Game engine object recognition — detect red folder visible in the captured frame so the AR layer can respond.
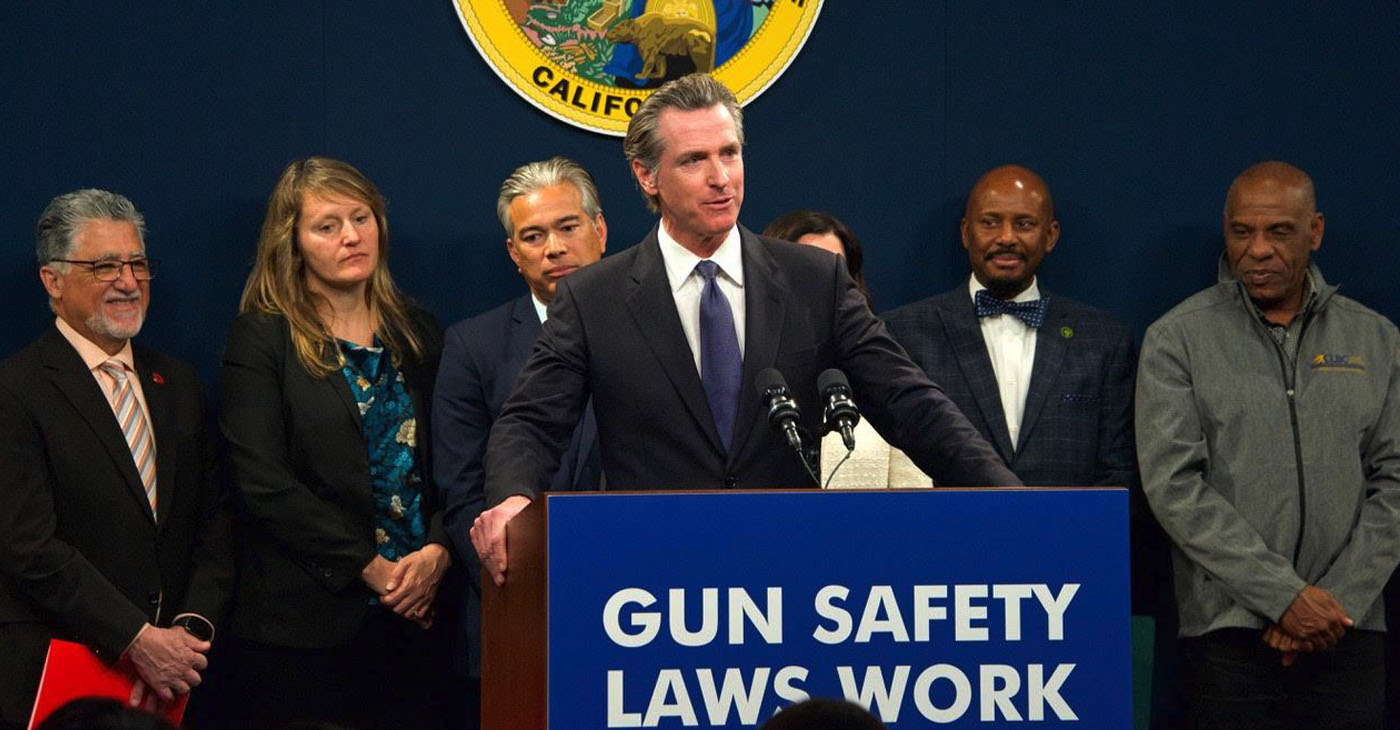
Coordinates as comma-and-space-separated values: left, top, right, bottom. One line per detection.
27, 639, 187, 729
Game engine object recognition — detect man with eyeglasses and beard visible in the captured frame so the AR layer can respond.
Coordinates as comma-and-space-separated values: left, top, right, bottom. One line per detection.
0, 189, 232, 730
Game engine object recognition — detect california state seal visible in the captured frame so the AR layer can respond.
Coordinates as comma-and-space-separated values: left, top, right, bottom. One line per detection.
453, 0, 824, 136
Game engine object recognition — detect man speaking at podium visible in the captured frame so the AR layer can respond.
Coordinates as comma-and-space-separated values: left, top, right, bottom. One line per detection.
472, 73, 1017, 585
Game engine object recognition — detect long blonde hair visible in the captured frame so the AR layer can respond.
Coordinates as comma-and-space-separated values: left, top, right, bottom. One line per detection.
239, 157, 424, 378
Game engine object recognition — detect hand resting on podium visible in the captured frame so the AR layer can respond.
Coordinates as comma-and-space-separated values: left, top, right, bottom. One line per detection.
470, 495, 532, 586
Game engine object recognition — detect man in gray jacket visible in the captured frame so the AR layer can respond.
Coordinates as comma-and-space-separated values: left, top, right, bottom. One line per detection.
1137, 161, 1400, 728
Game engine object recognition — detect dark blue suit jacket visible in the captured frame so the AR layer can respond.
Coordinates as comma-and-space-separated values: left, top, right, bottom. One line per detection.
883, 285, 1180, 615
485, 226, 1017, 504
882, 285, 1137, 489
432, 294, 600, 676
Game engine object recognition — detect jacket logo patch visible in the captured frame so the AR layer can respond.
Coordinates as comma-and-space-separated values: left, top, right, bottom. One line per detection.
1309, 353, 1365, 372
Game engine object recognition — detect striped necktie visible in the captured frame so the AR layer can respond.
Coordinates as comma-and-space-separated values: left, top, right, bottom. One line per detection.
99, 360, 157, 518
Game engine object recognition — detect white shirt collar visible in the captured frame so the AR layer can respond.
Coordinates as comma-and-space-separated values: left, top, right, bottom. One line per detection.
968, 275, 1041, 304
531, 294, 549, 324
657, 223, 744, 293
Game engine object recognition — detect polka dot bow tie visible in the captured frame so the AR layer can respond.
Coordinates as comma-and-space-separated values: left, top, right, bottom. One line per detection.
974, 289, 1047, 329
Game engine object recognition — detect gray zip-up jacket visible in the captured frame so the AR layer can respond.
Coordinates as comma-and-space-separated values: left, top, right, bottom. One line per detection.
1137, 261, 1400, 637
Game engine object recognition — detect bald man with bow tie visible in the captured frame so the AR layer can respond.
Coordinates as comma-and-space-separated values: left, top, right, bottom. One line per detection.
883, 164, 1138, 492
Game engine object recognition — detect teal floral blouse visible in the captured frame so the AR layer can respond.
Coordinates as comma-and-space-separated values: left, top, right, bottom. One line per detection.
338, 339, 427, 562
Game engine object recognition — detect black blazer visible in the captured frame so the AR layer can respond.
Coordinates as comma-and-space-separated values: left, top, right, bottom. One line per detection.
485, 225, 1018, 502
0, 327, 232, 724
219, 310, 444, 648
883, 286, 1138, 488
433, 293, 601, 676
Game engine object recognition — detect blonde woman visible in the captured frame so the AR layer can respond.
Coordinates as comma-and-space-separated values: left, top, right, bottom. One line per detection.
218, 158, 449, 729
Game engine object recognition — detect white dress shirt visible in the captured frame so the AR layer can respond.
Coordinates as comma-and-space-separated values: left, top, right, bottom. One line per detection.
532, 295, 549, 324
656, 222, 746, 375
969, 276, 1040, 450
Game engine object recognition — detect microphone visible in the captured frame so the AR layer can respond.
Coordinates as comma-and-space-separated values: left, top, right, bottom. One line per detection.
756, 368, 804, 454
818, 368, 860, 452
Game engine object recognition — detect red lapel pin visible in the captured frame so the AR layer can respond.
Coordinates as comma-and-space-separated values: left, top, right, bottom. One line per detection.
151, 372, 165, 385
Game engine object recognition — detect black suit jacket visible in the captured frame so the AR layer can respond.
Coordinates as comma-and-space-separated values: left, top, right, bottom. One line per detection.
485, 226, 1017, 502
219, 311, 445, 649
432, 293, 600, 676
882, 286, 1137, 488
0, 327, 233, 724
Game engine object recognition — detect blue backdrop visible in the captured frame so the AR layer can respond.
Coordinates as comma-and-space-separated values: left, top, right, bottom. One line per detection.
2, 2, 1398, 387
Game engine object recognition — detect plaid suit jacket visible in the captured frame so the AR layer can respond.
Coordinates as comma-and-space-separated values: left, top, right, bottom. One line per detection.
883, 285, 1137, 489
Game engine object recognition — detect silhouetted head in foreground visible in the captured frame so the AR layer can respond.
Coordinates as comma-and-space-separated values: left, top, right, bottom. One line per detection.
758, 698, 888, 730
35, 698, 177, 730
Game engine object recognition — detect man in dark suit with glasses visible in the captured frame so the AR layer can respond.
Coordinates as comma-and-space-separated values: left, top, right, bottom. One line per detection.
0, 189, 232, 729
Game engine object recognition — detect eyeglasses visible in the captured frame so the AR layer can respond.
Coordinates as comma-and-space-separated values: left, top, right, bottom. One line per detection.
49, 258, 158, 281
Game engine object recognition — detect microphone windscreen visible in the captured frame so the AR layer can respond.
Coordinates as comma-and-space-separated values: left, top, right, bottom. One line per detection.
817, 368, 850, 395
756, 367, 788, 397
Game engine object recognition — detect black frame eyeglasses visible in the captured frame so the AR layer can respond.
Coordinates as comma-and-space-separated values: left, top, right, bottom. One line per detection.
49, 258, 159, 281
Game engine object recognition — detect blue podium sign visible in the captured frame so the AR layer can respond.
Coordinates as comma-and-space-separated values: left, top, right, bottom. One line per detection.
536, 489, 1130, 729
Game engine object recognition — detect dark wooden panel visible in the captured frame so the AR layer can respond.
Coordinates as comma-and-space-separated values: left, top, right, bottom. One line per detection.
482, 497, 548, 730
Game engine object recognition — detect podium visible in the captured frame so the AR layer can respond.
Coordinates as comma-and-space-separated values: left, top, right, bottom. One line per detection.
483, 488, 1130, 729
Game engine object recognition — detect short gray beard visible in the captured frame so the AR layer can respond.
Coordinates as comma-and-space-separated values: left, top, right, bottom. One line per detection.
86, 304, 143, 343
